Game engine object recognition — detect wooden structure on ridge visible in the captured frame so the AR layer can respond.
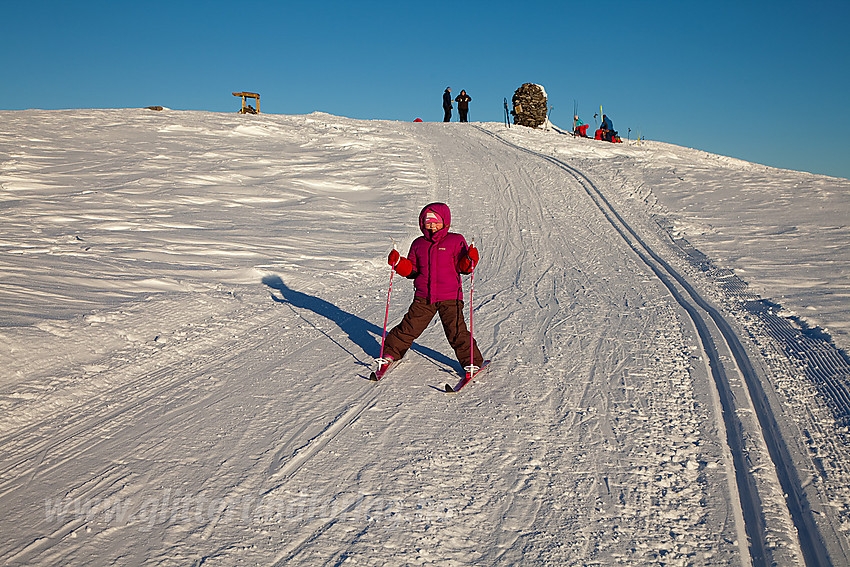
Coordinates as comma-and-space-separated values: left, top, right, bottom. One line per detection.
233, 92, 260, 114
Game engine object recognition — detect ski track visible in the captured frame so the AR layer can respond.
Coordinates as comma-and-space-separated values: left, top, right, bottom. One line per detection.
2, 111, 839, 565
470, 125, 818, 566
2, 118, 728, 566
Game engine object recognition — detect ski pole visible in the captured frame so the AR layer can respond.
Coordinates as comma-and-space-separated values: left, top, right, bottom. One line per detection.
466, 239, 479, 376
377, 243, 397, 366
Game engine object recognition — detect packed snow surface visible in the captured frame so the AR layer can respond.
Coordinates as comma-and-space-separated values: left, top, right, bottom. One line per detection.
1, 109, 849, 566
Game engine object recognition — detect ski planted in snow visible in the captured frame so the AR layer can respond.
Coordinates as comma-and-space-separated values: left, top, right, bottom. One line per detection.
369, 359, 401, 382
445, 360, 491, 393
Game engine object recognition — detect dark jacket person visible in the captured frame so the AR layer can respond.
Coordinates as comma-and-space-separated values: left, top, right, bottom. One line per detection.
454, 90, 472, 122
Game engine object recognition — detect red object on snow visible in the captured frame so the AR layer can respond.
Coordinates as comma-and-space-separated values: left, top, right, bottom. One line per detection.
594, 128, 623, 143
414, 118, 423, 122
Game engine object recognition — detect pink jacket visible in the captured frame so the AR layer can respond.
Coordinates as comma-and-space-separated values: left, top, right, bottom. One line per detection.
407, 203, 473, 303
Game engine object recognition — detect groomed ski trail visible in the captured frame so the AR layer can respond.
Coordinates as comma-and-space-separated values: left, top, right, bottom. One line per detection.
471, 123, 834, 566
0, 113, 816, 566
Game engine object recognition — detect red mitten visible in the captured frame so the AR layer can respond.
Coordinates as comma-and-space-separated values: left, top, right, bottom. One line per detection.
394, 257, 413, 277
459, 245, 479, 273
467, 246, 479, 266
388, 248, 413, 276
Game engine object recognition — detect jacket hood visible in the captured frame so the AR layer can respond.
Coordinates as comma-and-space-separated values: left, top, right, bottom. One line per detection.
419, 202, 451, 241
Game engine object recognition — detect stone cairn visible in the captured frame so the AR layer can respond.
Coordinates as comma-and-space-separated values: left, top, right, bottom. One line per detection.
511, 83, 548, 128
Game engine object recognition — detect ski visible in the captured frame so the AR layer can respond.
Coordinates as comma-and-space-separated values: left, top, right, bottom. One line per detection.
369, 359, 401, 382
445, 360, 491, 393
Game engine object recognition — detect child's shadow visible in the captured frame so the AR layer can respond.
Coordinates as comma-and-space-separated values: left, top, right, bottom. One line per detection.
262, 275, 457, 371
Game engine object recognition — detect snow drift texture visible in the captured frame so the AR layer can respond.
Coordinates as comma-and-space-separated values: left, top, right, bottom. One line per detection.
1, 109, 849, 566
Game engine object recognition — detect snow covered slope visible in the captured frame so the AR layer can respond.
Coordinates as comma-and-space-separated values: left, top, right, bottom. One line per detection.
1, 109, 848, 565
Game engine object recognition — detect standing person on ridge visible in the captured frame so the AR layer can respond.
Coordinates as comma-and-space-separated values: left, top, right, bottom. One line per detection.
379, 203, 483, 374
442, 87, 453, 122
454, 90, 472, 122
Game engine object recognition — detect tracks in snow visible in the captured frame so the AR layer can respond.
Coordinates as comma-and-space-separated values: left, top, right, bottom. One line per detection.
0, 284, 387, 566
473, 125, 831, 567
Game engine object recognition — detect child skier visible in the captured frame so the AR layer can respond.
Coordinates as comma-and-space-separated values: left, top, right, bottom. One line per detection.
378, 202, 483, 375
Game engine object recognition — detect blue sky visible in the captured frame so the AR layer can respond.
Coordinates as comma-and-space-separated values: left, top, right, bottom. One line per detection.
3, 0, 848, 179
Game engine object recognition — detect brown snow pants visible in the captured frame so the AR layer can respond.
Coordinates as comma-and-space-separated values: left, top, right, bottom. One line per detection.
384, 297, 483, 369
